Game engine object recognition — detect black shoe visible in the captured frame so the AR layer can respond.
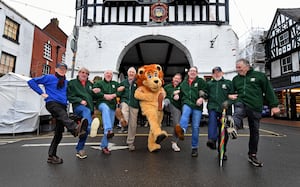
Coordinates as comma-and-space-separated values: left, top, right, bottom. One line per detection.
47, 156, 63, 164
248, 154, 263, 167
191, 148, 198, 157
78, 118, 88, 139
223, 154, 228, 161
206, 139, 217, 150
107, 130, 114, 139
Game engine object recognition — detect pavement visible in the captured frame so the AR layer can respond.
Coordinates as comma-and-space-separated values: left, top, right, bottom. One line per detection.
0, 117, 300, 187
261, 117, 300, 128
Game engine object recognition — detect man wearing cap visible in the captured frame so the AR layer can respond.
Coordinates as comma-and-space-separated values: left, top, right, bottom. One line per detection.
27, 63, 88, 164
67, 67, 101, 159
206, 66, 233, 161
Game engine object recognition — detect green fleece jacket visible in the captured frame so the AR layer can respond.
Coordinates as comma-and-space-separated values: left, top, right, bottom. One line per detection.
178, 76, 207, 111
207, 77, 233, 113
164, 83, 181, 110
232, 68, 279, 112
93, 79, 120, 109
67, 77, 95, 112
119, 79, 139, 108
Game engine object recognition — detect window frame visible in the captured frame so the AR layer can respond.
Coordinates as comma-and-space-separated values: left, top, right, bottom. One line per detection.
281, 55, 292, 74
43, 41, 52, 61
3, 16, 20, 43
278, 31, 289, 47
0, 52, 16, 76
42, 64, 51, 75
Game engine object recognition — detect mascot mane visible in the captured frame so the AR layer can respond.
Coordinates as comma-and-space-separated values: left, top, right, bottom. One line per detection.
136, 64, 164, 87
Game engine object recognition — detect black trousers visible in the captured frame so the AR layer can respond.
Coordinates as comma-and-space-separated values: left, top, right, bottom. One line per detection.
46, 101, 76, 156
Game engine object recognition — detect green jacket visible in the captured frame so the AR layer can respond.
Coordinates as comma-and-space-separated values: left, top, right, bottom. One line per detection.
67, 77, 95, 112
179, 76, 207, 111
232, 68, 279, 112
119, 79, 139, 108
93, 79, 120, 109
164, 83, 181, 110
207, 77, 233, 113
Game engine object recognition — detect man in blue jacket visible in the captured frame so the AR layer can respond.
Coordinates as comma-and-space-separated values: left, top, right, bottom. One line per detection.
28, 63, 88, 164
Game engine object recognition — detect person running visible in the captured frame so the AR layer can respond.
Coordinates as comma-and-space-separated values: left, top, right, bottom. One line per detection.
27, 63, 88, 164
174, 66, 208, 157
67, 67, 100, 159
164, 73, 182, 152
117, 67, 139, 151
93, 70, 120, 155
206, 66, 233, 161
228, 58, 280, 167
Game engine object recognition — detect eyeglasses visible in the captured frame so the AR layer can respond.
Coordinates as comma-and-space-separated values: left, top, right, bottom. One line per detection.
80, 71, 89, 75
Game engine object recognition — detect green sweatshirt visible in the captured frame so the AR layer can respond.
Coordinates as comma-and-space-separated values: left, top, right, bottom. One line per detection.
207, 77, 233, 113
119, 79, 139, 108
164, 83, 181, 110
232, 68, 279, 112
67, 77, 95, 112
179, 76, 207, 111
93, 79, 120, 109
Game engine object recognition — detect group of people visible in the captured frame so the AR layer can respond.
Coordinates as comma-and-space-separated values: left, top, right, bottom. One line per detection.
28, 58, 280, 167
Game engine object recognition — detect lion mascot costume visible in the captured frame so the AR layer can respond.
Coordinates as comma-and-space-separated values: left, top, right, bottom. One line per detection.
134, 64, 168, 152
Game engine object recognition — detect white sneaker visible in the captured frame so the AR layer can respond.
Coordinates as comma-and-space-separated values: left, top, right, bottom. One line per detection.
172, 142, 180, 152
90, 118, 100, 137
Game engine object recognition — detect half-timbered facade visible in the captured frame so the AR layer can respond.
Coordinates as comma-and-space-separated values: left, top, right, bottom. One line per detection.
265, 8, 300, 120
66, 0, 238, 82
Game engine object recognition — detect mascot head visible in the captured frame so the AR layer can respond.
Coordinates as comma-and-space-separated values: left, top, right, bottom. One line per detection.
136, 64, 164, 92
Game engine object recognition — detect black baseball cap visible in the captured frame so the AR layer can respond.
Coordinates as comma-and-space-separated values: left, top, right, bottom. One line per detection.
56, 63, 68, 69
212, 66, 222, 73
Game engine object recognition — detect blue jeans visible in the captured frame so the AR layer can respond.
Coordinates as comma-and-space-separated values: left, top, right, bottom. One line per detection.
98, 103, 115, 148
208, 110, 219, 141
179, 104, 202, 149
74, 105, 93, 152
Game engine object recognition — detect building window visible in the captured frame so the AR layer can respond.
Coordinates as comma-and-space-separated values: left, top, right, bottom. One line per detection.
43, 41, 52, 61
61, 53, 66, 63
0, 52, 16, 76
42, 64, 51, 75
3, 17, 20, 42
281, 56, 292, 74
279, 31, 289, 47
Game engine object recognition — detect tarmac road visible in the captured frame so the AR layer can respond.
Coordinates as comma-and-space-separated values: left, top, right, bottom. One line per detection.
0, 121, 300, 187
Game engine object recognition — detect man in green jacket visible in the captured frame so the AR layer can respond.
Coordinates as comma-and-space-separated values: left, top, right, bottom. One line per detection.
229, 58, 280, 167
174, 66, 208, 157
164, 73, 182, 152
68, 67, 100, 159
117, 67, 139, 151
206, 66, 233, 160
93, 70, 120, 155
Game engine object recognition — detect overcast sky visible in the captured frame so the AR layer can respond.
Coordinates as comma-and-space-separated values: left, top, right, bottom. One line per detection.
2, 0, 300, 38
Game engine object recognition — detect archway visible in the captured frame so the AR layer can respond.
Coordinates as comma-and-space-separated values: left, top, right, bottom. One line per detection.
116, 35, 192, 83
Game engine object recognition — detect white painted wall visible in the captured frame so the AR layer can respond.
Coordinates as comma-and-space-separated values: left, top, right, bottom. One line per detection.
0, 2, 34, 76
271, 59, 281, 78
65, 24, 239, 80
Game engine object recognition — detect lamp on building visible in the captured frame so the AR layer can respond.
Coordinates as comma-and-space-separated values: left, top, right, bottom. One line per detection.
94, 36, 102, 48
210, 35, 218, 48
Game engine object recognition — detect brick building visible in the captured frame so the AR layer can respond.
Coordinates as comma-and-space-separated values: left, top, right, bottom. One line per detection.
30, 18, 67, 77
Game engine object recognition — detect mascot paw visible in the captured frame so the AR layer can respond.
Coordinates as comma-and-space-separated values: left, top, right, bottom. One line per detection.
158, 93, 164, 111
155, 134, 167, 144
148, 144, 161, 152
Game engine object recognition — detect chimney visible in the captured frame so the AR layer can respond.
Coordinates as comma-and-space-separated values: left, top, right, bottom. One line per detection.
50, 18, 59, 27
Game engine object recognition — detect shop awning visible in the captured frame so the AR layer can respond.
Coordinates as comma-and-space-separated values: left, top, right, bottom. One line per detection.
274, 84, 300, 91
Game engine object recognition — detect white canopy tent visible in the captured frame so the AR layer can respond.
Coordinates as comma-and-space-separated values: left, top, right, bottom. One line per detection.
0, 72, 49, 134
